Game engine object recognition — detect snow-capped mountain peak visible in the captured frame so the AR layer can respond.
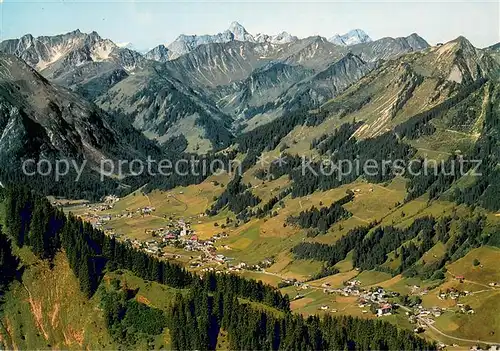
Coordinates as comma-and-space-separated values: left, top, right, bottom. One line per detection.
344, 29, 372, 45
228, 21, 253, 42
329, 34, 345, 46
329, 29, 372, 46
164, 21, 299, 60
255, 31, 298, 44
116, 42, 133, 49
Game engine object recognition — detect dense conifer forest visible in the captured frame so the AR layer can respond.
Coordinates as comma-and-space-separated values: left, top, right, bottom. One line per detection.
287, 192, 354, 233
206, 175, 262, 217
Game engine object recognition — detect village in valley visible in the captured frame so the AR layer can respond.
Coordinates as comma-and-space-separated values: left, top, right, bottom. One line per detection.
282, 274, 498, 347
60, 194, 237, 266
56, 190, 500, 350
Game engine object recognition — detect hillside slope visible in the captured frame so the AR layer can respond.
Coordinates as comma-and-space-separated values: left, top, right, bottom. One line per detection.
96, 63, 234, 152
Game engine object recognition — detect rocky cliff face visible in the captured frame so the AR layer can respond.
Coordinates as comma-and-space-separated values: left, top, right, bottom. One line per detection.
0, 51, 136, 167
163, 41, 272, 88
214, 62, 314, 119
283, 53, 377, 107
317, 36, 499, 140
0, 30, 126, 70
162, 33, 430, 91
426, 36, 499, 83
144, 44, 170, 62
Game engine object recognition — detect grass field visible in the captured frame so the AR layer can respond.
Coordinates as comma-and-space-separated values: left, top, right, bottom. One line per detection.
418, 242, 447, 266
0, 251, 115, 350
309, 270, 360, 288
239, 271, 283, 287
333, 251, 354, 272
288, 289, 378, 319
447, 246, 500, 285
64, 171, 411, 283
66, 172, 233, 242
0, 247, 187, 350
409, 128, 477, 160
431, 290, 500, 344
249, 175, 291, 204
356, 270, 394, 287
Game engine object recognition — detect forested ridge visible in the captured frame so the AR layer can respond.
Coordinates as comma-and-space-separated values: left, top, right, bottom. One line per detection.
292, 212, 498, 280
168, 281, 434, 351
0, 186, 436, 350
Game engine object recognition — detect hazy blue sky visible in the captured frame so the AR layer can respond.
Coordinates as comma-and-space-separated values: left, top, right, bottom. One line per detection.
1, 0, 499, 50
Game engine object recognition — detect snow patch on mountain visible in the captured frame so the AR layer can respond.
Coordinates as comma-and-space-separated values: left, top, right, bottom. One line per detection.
116, 42, 132, 48
329, 29, 372, 46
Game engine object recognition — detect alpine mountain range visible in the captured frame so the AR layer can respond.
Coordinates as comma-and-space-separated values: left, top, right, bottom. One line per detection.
0, 21, 498, 162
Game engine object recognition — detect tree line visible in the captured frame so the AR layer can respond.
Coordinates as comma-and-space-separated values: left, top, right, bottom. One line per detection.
4, 185, 193, 296
268, 131, 415, 198
454, 83, 500, 211
100, 283, 169, 347
293, 210, 498, 280
394, 78, 487, 140
255, 188, 291, 219
310, 121, 363, 155
169, 278, 435, 351
291, 225, 372, 265
0, 226, 19, 303
292, 217, 438, 274
352, 216, 436, 271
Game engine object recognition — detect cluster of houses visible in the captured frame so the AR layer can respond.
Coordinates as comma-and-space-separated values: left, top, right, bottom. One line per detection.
228, 258, 274, 272
315, 283, 396, 316
437, 287, 470, 300
76, 195, 494, 348
131, 220, 232, 264
289, 277, 481, 325
113, 206, 157, 218
80, 212, 113, 228
457, 303, 475, 314
288, 279, 398, 317
79, 201, 159, 229
119, 229, 231, 266
75, 196, 238, 266
409, 305, 444, 320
